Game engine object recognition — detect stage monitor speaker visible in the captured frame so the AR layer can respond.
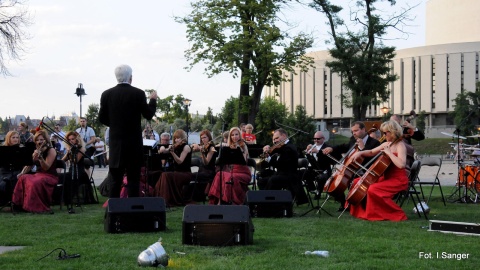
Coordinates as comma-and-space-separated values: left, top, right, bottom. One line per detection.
182, 205, 254, 246
104, 197, 166, 233
245, 190, 293, 217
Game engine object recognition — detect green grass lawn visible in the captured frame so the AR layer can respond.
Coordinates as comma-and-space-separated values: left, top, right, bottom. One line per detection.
1, 188, 479, 270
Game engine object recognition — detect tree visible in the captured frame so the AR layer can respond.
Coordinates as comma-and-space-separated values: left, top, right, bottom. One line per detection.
285, 105, 316, 150
215, 96, 239, 133
0, 0, 31, 76
64, 118, 78, 133
416, 110, 426, 133
309, 0, 415, 121
85, 103, 102, 135
255, 96, 288, 145
450, 82, 480, 137
176, 0, 314, 125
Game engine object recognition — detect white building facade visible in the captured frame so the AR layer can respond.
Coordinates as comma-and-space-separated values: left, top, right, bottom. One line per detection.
264, 0, 480, 132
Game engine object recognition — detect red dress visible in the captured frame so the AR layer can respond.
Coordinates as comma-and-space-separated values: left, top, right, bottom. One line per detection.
349, 154, 408, 221
208, 164, 251, 205
12, 148, 58, 213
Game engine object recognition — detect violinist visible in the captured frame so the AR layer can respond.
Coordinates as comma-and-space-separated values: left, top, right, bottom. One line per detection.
11, 130, 58, 213
390, 114, 424, 168
390, 114, 425, 144
154, 129, 192, 207
322, 121, 380, 211
191, 130, 218, 189
257, 128, 307, 203
208, 127, 250, 205
61, 131, 92, 208
348, 120, 409, 221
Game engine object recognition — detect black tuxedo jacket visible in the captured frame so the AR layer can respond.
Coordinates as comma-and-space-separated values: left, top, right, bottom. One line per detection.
269, 141, 298, 176
309, 143, 335, 175
99, 83, 156, 168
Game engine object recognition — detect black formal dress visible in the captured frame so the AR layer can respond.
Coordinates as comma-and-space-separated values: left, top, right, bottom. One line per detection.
99, 83, 156, 197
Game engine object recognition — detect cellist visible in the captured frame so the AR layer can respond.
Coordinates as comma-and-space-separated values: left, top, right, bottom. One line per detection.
322, 121, 380, 211
348, 120, 409, 221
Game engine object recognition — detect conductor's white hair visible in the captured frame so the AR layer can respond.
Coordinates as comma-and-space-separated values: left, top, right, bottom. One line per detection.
114, 64, 132, 83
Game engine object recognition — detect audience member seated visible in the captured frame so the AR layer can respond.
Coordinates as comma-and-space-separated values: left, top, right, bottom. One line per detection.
242, 123, 257, 144
208, 127, 250, 205
12, 130, 58, 213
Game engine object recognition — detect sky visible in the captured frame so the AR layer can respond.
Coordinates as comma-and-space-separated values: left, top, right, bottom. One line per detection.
1, 0, 425, 120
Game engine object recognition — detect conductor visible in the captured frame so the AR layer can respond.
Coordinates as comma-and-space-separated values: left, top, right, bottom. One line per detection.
99, 64, 158, 198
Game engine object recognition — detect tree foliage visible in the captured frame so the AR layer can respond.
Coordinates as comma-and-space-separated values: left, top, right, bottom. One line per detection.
450, 82, 480, 137
309, 0, 415, 120
286, 105, 316, 150
85, 103, 102, 136
255, 96, 288, 145
175, 0, 314, 125
0, 0, 31, 76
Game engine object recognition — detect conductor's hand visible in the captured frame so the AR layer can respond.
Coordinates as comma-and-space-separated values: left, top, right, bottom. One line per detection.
149, 91, 158, 100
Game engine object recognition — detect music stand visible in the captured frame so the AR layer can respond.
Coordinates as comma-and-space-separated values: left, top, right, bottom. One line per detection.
300, 154, 333, 217
216, 146, 246, 205
0, 144, 35, 168
0, 144, 35, 211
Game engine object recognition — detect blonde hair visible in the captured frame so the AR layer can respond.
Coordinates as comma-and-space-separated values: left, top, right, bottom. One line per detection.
380, 120, 402, 139
4, 131, 20, 146
227, 127, 245, 148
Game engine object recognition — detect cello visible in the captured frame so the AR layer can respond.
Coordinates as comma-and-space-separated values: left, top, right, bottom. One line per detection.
323, 145, 364, 197
345, 137, 402, 205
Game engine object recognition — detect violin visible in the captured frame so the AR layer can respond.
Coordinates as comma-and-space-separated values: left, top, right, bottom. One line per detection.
259, 140, 285, 161
402, 110, 417, 138
201, 141, 215, 154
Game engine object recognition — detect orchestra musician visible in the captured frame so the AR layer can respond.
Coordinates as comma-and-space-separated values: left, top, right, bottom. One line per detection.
390, 114, 425, 168
191, 129, 218, 184
322, 121, 381, 211
61, 131, 92, 208
208, 127, 250, 205
154, 129, 192, 207
0, 131, 22, 206
257, 128, 308, 204
12, 130, 58, 213
303, 131, 335, 199
347, 120, 409, 221
17, 122, 32, 145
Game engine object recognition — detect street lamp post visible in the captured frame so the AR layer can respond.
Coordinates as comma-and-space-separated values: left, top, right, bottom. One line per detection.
183, 98, 192, 143
75, 83, 87, 118
380, 106, 390, 121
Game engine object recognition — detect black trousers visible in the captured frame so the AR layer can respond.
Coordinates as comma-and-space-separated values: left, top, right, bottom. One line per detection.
109, 164, 141, 198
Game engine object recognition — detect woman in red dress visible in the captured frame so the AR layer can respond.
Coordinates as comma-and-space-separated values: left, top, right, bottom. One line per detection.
12, 130, 58, 213
208, 127, 251, 205
348, 120, 409, 221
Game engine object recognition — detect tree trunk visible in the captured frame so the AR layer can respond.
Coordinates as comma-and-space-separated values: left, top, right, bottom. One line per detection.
248, 84, 263, 125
